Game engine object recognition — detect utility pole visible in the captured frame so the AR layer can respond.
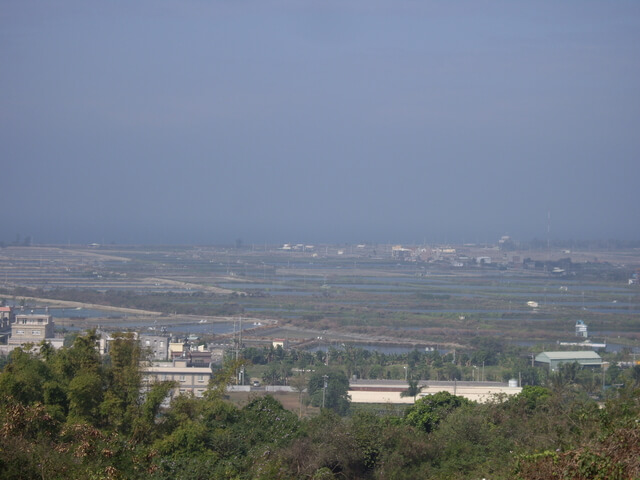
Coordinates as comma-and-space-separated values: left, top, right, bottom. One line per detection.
322, 375, 328, 409
235, 317, 243, 384
234, 319, 238, 361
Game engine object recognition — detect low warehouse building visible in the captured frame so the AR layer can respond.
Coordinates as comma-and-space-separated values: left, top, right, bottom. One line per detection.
349, 380, 521, 404
535, 351, 602, 371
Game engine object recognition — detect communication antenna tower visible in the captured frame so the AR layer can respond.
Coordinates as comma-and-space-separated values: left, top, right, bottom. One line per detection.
544, 210, 551, 275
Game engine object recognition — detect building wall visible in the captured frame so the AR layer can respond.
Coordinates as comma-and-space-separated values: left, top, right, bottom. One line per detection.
0, 307, 13, 329
548, 359, 602, 371
140, 334, 170, 361
349, 384, 522, 404
143, 362, 212, 398
9, 314, 55, 345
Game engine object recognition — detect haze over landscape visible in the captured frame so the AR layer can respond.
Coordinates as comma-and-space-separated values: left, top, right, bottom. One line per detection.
2, 1, 639, 245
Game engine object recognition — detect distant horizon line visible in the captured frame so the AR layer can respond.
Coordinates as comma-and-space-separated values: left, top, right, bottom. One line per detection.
3, 238, 640, 249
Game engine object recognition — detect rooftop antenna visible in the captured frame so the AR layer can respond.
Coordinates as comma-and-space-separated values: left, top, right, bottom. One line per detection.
544, 210, 551, 274
547, 211, 551, 251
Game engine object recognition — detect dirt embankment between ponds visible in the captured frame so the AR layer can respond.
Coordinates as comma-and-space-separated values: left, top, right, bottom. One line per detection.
10, 295, 163, 316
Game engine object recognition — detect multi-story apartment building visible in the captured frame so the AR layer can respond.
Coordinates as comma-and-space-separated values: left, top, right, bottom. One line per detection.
140, 334, 170, 361
143, 359, 213, 399
9, 313, 55, 345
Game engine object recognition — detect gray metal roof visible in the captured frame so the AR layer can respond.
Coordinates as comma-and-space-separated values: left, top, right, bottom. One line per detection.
536, 351, 601, 362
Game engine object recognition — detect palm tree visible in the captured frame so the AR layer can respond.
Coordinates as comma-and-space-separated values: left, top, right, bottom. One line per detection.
400, 379, 424, 402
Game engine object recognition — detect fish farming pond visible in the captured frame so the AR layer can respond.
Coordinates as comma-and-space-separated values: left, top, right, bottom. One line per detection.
1, 244, 639, 350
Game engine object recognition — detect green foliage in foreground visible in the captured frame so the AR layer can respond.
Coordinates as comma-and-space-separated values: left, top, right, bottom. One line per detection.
404, 391, 471, 433
1, 332, 640, 479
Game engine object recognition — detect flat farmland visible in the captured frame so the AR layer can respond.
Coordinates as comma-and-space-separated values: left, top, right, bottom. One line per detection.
1, 244, 639, 350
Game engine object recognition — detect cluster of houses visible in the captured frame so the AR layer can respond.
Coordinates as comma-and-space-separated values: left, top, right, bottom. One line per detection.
0, 307, 221, 400
0, 306, 608, 405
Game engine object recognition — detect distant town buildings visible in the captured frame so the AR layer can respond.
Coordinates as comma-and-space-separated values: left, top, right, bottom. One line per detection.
391, 245, 412, 260
280, 243, 314, 251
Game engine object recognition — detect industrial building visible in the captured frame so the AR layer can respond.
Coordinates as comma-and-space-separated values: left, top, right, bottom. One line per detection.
348, 379, 521, 404
534, 351, 602, 371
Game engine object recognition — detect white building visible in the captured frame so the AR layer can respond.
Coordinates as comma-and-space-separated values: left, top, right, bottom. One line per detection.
9, 313, 55, 345
0, 313, 63, 354
348, 380, 521, 404
143, 359, 213, 399
140, 334, 170, 360
575, 320, 588, 338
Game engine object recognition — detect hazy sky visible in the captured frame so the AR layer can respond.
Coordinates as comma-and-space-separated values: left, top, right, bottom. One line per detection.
2, 1, 639, 245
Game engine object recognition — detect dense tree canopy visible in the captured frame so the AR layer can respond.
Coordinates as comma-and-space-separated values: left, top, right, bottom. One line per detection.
308, 369, 351, 415
1, 334, 639, 479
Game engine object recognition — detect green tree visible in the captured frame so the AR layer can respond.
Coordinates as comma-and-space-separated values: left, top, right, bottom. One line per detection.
400, 378, 423, 401
262, 362, 283, 385
0, 347, 51, 406
232, 395, 299, 450
100, 331, 144, 433
51, 329, 102, 382
131, 379, 176, 443
273, 409, 365, 479
404, 391, 472, 433
430, 404, 506, 478
67, 372, 103, 423
369, 364, 384, 379
517, 385, 552, 412
308, 369, 351, 415
50, 330, 106, 424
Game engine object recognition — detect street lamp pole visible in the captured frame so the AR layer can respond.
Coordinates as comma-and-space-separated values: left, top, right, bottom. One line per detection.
322, 375, 328, 409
